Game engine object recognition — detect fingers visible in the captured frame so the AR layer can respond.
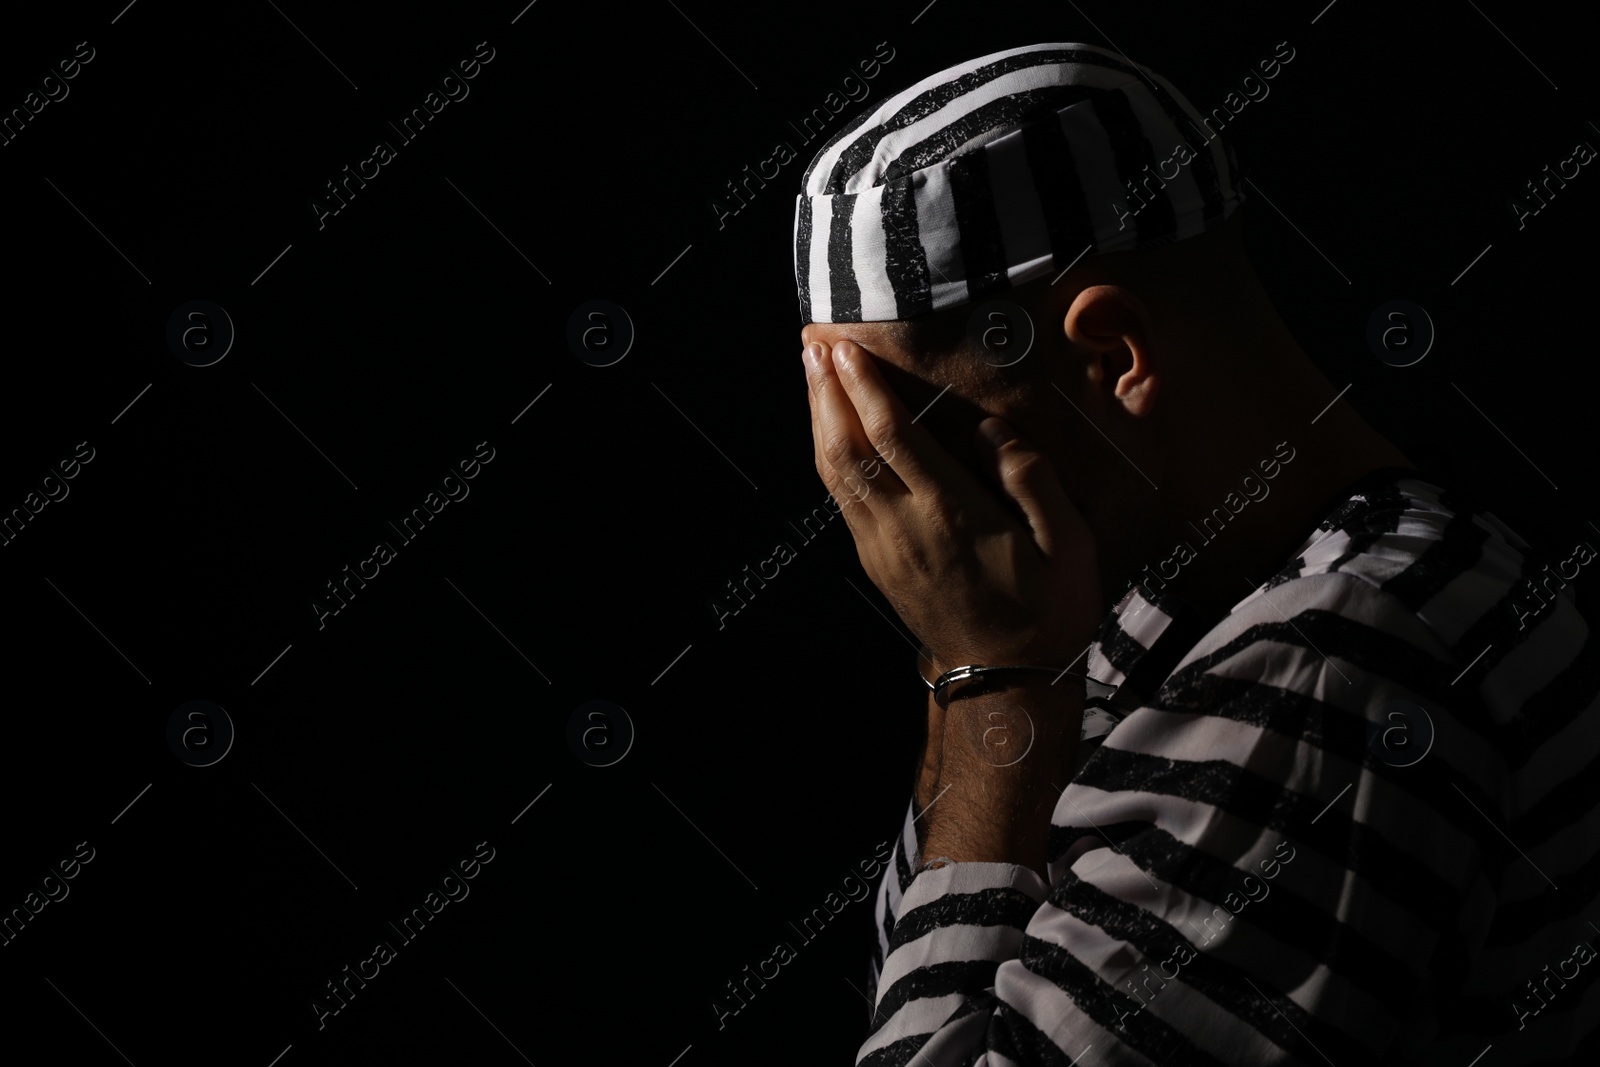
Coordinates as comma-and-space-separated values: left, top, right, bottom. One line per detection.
806, 341, 905, 514
827, 339, 964, 500
806, 346, 876, 540
976, 417, 1084, 558
807, 354, 825, 486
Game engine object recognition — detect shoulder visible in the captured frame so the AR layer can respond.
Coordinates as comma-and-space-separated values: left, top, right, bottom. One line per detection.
1167, 570, 1446, 690
1190, 475, 1543, 670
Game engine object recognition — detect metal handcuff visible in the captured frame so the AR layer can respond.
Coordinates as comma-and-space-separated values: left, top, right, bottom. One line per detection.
916, 642, 1119, 711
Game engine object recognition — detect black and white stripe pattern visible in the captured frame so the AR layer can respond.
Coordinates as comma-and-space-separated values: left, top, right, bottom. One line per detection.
860, 468, 1600, 1065
793, 42, 1245, 324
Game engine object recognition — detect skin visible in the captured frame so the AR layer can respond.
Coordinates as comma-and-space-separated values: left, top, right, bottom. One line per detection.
800, 211, 1416, 878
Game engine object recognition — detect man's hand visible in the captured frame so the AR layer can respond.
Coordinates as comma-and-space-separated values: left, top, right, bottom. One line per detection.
803, 338, 1103, 671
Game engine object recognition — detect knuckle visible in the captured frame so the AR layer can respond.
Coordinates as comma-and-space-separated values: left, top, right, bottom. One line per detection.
863, 414, 901, 453
913, 492, 952, 528
884, 518, 927, 567
821, 431, 855, 469
1005, 449, 1047, 482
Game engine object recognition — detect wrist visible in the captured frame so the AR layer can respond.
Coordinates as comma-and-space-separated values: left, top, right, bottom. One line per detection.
923, 676, 1083, 876
941, 674, 1082, 768
915, 690, 945, 813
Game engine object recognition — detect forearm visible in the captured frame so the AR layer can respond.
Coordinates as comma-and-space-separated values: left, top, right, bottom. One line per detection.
913, 647, 946, 837
913, 690, 945, 846
919, 675, 1084, 881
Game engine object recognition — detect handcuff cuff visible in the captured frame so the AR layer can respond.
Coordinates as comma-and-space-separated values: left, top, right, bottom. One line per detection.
915, 642, 1119, 711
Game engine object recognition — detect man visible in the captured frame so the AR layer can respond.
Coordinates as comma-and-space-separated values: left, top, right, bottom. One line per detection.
795, 42, 1600, 1065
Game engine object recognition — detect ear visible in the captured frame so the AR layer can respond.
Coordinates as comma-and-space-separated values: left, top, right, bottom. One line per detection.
1062, 285, 1158, 418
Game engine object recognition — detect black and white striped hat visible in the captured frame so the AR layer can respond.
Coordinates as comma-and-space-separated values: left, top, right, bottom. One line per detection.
793, 42, 1246, 323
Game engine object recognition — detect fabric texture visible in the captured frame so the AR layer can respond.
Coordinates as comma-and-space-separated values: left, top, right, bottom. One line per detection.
860, 467, 1600, 1065
793, 41, 1246, 324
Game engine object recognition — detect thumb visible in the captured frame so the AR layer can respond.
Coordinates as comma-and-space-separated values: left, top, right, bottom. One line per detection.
976, 417, 1086, 557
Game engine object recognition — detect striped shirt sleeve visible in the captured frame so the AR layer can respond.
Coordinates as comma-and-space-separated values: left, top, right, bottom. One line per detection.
864, 697, 1132, 1015
858, 570, 1490, 1066
866, 796, 921, 1008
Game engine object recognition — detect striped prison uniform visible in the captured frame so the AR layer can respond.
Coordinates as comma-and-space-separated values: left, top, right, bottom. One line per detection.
860, 466, 1600, 1066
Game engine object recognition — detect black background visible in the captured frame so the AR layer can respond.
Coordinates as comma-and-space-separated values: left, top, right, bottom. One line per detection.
1, 1, 1596, 1064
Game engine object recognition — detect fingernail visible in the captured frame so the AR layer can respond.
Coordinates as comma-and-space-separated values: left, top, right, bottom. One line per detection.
979, 418, 1016, 448
804, 342, 825, 374
832, 341, 852, 371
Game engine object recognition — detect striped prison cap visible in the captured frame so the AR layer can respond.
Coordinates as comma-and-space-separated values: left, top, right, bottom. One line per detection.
792, 42, 1246, 323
